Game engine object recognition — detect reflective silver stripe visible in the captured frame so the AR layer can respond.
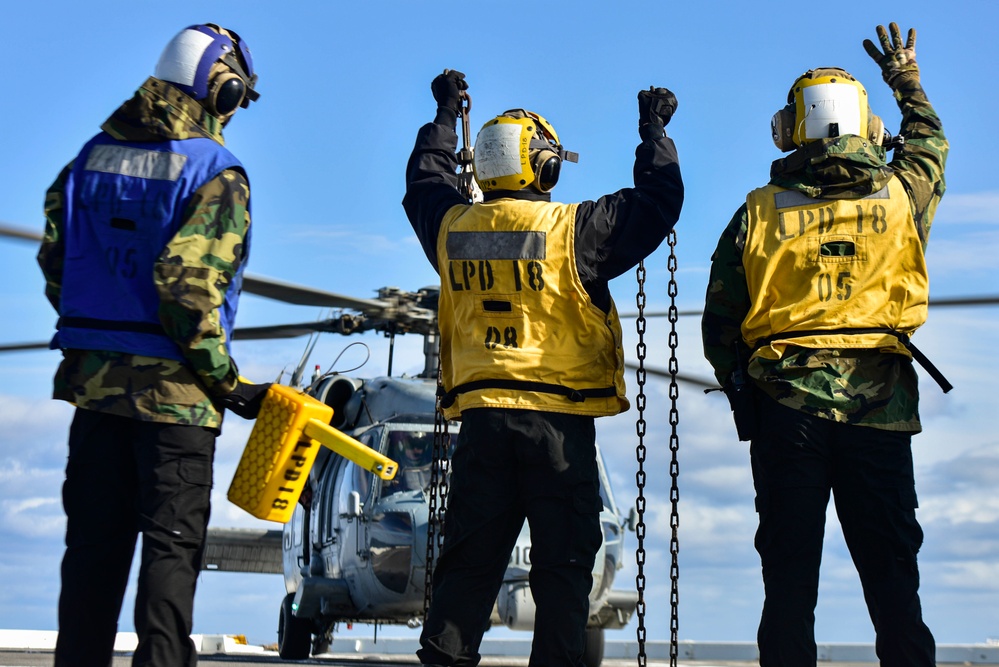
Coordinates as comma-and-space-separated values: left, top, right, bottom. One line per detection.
773, 185, 890, 210
446, 231, 546, 260
863, 186, 891, 200
773, 190, 821, 209
84, 145, 187, 181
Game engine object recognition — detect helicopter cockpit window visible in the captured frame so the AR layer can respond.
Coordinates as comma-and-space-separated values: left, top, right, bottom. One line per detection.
380, 428, 435, 498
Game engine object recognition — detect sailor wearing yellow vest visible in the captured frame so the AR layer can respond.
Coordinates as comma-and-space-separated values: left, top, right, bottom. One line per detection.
437, 190, 628, 419
701, 24, 947, 667
743, 172, 928, 357
404, 70, 683, 667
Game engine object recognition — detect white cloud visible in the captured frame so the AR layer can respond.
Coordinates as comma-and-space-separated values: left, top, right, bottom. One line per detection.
288, 227, 424, 257
934, 561, 999, 592
921, 495, 999, 525
0, 457, 65, 538
936, 192, 999, 225
0, 496, 63, 537
925, 228, 999, 275
686, 465, 753, 493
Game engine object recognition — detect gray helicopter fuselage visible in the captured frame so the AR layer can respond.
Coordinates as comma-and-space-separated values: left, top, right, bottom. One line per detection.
282, 374, 636, 632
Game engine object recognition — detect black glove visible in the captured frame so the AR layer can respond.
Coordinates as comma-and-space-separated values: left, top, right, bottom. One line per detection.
219, 378, 272, 420
638, 86, 678, 128
863, 22, 919, 90
431, 69, 468, 114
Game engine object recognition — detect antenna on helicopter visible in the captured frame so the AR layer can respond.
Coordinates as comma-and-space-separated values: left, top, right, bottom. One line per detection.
386, 325, 397, 377
290, 331, 321, 388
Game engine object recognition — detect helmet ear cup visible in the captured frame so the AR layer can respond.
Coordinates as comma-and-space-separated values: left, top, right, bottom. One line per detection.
532, 149, 561, 193
868, 112, 885, 146
771, 104, 797, 151
206, 71, 246, 117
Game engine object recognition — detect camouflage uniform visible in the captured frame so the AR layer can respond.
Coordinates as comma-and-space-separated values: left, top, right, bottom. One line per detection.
39, 77, 249, 430
40, 76, 252, 667
701, 63, 946, 667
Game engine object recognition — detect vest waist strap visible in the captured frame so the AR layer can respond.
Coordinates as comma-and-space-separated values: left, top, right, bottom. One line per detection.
756, 327, 952, 393
57, 316, 168, 337
438, 379, 618, 409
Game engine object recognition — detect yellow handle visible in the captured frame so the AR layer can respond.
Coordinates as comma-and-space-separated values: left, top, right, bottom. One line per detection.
302, 419, 398, 480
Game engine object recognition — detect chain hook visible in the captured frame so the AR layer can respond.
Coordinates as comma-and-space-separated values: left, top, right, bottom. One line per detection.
456, 90, 475, 202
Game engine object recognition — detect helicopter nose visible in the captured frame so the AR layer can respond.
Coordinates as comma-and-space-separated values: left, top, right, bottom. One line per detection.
368, 510, 414, 594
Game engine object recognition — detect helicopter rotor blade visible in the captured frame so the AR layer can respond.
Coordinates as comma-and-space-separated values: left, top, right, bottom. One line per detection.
925, 295, 999, 307
0, 222, 42, 243
0, 310, 422, 351
0, 318, 364, 351
624, 361, 718, 389
232, 322, 339, 341
241, 274, 390, 313
0, 341, 50, 353
5, 221, 992, 363
619, 309, 703, 319
624, 295, 999, 320
0, 223, 394, 314
232, 316, 369, 341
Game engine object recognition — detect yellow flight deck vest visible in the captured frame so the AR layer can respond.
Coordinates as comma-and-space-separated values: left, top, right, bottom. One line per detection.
742, 176, 929, 360
436, 198, 629, 420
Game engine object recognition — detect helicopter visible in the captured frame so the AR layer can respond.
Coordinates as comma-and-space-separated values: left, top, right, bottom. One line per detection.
200, 281, 645, 664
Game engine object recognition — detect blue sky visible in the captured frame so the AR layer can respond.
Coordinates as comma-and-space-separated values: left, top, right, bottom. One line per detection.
0, 0, 997, 649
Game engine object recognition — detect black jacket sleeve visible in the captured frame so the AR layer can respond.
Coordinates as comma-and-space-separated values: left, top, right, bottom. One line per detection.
402, 117, 684, 308
402, 121, 467, 273
574, 132, 683, 311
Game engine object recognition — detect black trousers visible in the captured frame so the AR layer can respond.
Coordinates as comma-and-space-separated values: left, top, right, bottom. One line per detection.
751, 396, 935, 667
418, 408, 603, 667
54, 408, 216, 667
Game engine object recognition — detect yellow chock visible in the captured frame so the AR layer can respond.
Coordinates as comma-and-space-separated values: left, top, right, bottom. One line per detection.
227, 384, 398, 523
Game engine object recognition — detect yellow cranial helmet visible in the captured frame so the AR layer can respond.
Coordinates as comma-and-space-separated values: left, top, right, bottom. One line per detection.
472, 109, 578, 193
771, 68, 885, 152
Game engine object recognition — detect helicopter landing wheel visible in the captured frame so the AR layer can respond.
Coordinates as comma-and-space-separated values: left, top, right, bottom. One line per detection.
581, 627, 605, 667
312, 628, 332, 656
278, 593, 312, 660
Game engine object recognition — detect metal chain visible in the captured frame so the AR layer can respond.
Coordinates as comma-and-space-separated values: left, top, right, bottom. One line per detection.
424, 363, 450, 619
633, 260, 648, 667
666, 230, 681, 667
436, 423, 449, 552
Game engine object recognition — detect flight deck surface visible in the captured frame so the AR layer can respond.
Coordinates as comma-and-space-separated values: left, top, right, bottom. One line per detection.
0, 654, 996, 667
0, 655, 923, 667
0, 633, 996, 667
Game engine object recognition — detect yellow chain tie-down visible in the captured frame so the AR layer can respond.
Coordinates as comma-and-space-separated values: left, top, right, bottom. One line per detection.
227, 384, 398, 523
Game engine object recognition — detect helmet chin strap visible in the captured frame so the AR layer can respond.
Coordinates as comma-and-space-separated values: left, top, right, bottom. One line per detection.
796, 104, 815, 144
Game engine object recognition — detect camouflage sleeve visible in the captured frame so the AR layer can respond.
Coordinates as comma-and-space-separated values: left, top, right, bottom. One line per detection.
37, 163, 73, 312
886, 78, 948, 246
155, 168, 250, 397
701, 204, 753, 385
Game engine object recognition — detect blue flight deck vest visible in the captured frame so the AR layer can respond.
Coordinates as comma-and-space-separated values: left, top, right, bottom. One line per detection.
54, 133, 248, 361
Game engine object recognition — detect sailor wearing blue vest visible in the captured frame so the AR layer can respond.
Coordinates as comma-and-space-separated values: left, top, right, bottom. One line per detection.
38, 24, 269, 667
404, 70, 683, 667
